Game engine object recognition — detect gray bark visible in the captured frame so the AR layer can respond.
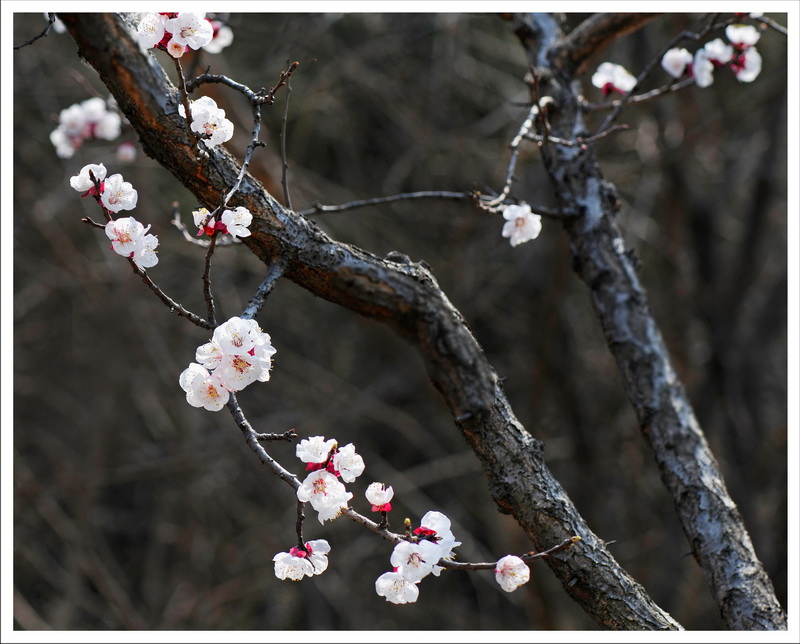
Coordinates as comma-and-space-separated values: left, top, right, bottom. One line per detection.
508, 12, 786, 630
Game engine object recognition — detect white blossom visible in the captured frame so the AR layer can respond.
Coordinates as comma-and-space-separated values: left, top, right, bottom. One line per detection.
297, 470, 352, 524
726, 24, 761, 47
693, 49, 715, 88
494, 555, 531, 592
375, 571, 419, 604
734, 47, 762, 82
332, 443, 365, 483
203, 22, 234, 54
703, 38, 733, 65
136, 13, 166, 49
70, 163, 107, 193
501, 203, 542, 247
365, 482, 394, 508
220, 206, 252, 239
164, 13, 214, 51
100, 173, 138, 213
591, 62, 637, 95
273, 551, 313, 581
296, 436, 337, 464
178, 363, 230, 411
418, 510, 461, 576
390, 540, 442, 583
661, 48, 693, 79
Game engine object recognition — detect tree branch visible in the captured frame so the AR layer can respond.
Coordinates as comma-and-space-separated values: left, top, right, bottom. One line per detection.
551, 13, 661, 73
511, 12, 786, 631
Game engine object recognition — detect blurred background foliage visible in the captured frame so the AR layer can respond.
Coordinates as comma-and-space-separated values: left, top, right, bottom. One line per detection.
13, 12, 787, 631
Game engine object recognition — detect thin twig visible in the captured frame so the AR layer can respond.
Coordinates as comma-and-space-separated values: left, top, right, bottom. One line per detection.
300, 191, 471, 216
241, 261, 285, 320
755, 14, 788, 36
480, 103, 539, 208
437, 536, 581, 571
226, 393, 300, 490
280, 63, 293, 210
81, 179, 213, 330
254, 429, 298, 442
202, 233, 218, 327
220, 101, 265, 210
295, 500, 307, 549
14, 13, 57, 50
524, 123, 630, 147
172, 56, 199, 146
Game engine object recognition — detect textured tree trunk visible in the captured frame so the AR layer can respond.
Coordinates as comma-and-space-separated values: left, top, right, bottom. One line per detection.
57, 11, 784, 630
508, 12, 786, 630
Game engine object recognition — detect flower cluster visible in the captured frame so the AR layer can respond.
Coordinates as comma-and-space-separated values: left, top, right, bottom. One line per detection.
51, 97, 121, 158
591, 62, 637, 96
179, 96, 234, 147
70, 164, 157, 271
136, 12, 215, 58
661, 23, 763, 87
295, 436, 365, 523
273, 539, 331, 581
179, 316, 276, 411
375, 511, 461, 604
192, 206, 252, 239
501, 203, 542, 247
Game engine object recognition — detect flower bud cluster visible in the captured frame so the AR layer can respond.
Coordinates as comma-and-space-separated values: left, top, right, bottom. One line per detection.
192, 206, 252, 239
70, 163, 158, 271
179, 316, 276, 411
273, 539, 331, 581
51, 97, 121, 158
179, 96, 234, 147
295, 436, 366, 524
136, 12, 215, 58
591, 62, 637, 96
661, 22, 763, 87
375, 510, 462, 604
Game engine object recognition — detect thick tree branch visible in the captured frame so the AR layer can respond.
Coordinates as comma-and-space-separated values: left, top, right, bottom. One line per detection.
59, 12, 687, 629
551, 13, 661, 73
511, 12, 786, 631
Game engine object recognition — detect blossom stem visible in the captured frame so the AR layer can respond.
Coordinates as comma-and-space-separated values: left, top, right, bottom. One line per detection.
240, 260, 284, 320
480, 102, 539, 209
202, 232, 218, 327
295, 500, 306, 549
172, 56, 198, 147
226, 393, 300, 491
299, 191, 471, 216
436, 536, 582, 571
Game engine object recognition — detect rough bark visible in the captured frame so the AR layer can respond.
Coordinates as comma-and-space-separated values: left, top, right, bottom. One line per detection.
508, 12, 786, 631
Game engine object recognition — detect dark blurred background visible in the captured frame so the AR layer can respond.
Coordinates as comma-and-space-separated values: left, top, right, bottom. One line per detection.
13, 12, 788, 630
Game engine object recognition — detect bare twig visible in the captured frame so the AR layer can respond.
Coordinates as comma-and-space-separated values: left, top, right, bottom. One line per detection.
280, 64, 293, 210
437, 536, 582, 571
241, 261, 285, 321
254, 429, 298, 442
226, 393, 300, 490
14, 13, 57, 50
300, 190, 471, 216
202, 232, 219, 327
524, 123, 630, 147
480, 103, 539, 208
172, 56, 199, 146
